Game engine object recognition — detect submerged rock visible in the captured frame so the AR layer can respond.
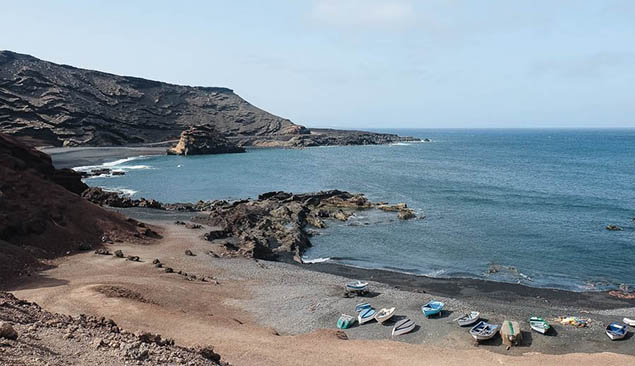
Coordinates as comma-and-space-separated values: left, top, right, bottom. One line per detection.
167, 125, 245, 156
397, 208, 416, 220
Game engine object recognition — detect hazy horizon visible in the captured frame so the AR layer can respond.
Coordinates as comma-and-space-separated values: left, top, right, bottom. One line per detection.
3, 1, 635, 129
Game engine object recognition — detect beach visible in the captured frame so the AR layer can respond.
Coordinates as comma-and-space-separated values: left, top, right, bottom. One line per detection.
7, 214, 635, 365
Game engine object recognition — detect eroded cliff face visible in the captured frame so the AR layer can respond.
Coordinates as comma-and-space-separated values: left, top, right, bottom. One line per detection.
0, 50, 420, 148
167, 125, 245, 155
0, 133, 151, 282
0, 50, 306, 147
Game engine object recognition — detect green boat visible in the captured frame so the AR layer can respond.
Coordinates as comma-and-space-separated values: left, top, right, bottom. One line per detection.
337, 314, 356, 329
529, 317, 551, 334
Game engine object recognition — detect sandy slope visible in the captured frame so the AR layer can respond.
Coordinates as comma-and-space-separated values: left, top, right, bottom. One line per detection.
9, 223, 635, 366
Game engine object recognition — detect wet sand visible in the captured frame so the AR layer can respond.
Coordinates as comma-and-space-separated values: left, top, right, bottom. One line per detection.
7, 220, 635, 365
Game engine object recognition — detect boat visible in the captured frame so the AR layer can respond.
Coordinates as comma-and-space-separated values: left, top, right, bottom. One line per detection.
337, 314, 356, 329
358, 307, 376, 324
470, 321, 500, 341
392, 318, 415, 337
623, 317, 635, 327
421, 301, 444, 317
374, 307, 395, 324
454, 312, 480, 327
355, 302, 371, 312
529, 317, 551, 334
346, 280, 368, 292
606, 322, 628, 340
500, 320, 522, 346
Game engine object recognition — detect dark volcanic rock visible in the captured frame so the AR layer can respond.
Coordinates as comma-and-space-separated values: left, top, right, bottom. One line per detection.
0, 133, 144, 283
167, 124, 245, 155
0, 50, 420, 147
199, 190, 389, 260
0, 50, 305, 147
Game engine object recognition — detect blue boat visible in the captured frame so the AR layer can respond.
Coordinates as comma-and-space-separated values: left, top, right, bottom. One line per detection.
355, 302, 371, 312
421, 301, 444, 317
606, 322, 628, 340
358, 307, 376, 324
337, 314, 356, 329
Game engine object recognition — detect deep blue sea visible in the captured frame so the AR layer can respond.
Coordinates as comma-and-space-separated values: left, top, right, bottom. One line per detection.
80, 129, 635, 291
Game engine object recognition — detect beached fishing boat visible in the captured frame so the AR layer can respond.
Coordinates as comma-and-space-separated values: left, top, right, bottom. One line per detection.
358, 307, 376, 324
470, 321, 499, 341
346, 280, 368, 292
421, 301, 444, 317
374, 307, 395, 324
355, 302, 371, 312
529, 317, 551, 334
454, 312, 480, 327
623, 318, 635, 327
337, 314, 356, 329
501, 320, 522, 347
606, 322, 628, 340
392, 318, 415, 337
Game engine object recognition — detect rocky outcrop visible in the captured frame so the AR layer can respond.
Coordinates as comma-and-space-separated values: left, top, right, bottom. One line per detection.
167, 125, 245, 155
0, 50, 419, 147
238, 128, 419, 147
81, 187, 163, 209
197, 190, 414, 260
0, 292, 224, 365
0, 133, 146, 283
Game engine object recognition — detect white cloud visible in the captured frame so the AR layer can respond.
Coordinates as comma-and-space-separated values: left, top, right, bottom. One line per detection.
311, 0, 416, 29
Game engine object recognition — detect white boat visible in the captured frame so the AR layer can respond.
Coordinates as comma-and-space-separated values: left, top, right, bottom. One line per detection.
528, 317, 551, 334
454, 312, 480, 327
392, 318, 415, 337
606, 322, 628, 340
374, 307, 395, 324
358, 307, 376, 324
470, 321, 500, 341
346, 280, 368, 292
623, 317, 635, 327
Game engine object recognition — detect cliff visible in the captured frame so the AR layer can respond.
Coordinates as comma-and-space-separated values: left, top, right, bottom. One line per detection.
0, 133, 152, 282
0, 50, 418, 148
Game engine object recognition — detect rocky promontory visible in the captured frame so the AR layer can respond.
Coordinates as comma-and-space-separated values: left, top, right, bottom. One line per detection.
0, 50, 420, 148
82, 187, 418, 261
167, 125, 245, 155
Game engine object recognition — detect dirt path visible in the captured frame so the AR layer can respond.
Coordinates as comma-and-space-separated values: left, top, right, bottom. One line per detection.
9, 223, 635, 366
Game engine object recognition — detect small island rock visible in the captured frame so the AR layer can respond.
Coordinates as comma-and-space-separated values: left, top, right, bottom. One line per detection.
167, 125, 245, 156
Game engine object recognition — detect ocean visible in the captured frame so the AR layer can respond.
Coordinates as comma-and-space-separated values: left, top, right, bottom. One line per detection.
79, 129, 635, 291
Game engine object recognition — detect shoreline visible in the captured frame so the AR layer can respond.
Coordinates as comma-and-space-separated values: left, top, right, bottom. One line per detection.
45, 146, 635, 307
42, 146, 167, 169
111, 206, 635, 308
7, 220, 635, 364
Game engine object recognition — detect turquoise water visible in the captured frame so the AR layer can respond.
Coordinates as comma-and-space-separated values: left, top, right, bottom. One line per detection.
81, 129, 635, 291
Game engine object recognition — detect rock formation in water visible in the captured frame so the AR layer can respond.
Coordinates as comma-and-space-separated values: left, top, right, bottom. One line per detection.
81, 187, 418, 261
0, 133, 152, 282
0, 50, 419, 147
167, 124, 245, 155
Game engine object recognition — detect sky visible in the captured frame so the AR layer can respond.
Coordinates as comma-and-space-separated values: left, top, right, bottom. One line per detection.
2, 0, 635, 129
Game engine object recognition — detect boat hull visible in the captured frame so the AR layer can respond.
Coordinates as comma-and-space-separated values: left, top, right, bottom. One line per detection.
421, 301, 444, 318
358, 308, 376, 324
392, 318, 415, 336
456, 312, 480, 327
375, 307, 395, 324
606, 322, 628, 340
